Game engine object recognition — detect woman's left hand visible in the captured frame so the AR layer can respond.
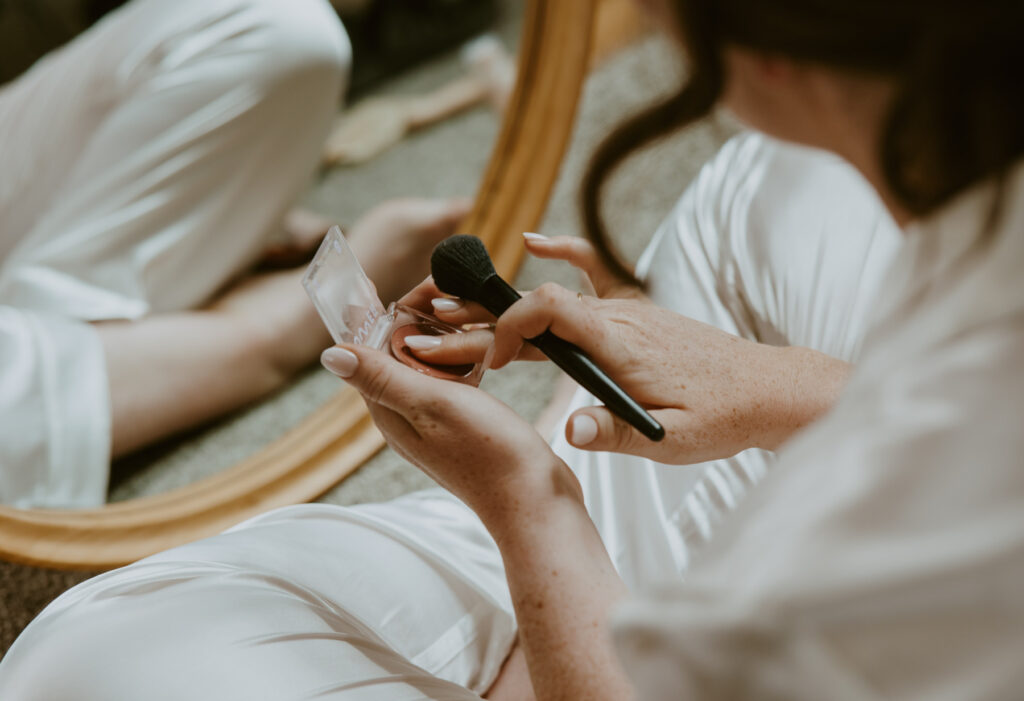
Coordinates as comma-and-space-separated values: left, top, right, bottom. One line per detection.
322, 343, 631, 701
320, 343, 582, 528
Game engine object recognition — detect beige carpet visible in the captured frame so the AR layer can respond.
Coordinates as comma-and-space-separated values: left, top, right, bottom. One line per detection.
0, 34, 733, 657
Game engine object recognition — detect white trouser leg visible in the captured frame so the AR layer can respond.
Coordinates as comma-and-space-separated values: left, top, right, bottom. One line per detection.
0, 0, 349, 506
0, 493, 513, 700
0, 134, 902, 697
0, 0, 350, 318
553, 133, 903, 586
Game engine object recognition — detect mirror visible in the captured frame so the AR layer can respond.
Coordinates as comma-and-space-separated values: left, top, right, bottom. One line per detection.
104, 0, 525, 505
0, 0, 599, 569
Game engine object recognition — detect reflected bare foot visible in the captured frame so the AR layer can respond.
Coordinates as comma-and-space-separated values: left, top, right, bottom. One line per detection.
462, 34, 516, 113
346, 197, 473, 304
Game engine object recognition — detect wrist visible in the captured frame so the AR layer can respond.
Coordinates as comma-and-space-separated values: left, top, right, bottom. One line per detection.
477, 455, 586, 545
763, 345, 852, 450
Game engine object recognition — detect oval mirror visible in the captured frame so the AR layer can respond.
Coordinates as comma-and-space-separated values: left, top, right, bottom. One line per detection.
0, 0, 602, 570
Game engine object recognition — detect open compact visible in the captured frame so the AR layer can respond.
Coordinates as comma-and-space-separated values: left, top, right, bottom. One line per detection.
303, 226, 486, 386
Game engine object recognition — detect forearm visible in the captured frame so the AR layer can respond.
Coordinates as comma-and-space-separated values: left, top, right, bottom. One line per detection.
97, 267, 330, 456
484, 463, 634, 701
764, 345, 853, 450
96, 312, 288, 457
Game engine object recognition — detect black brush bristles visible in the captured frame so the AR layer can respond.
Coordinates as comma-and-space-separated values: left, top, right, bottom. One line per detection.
430, 235, 497, 300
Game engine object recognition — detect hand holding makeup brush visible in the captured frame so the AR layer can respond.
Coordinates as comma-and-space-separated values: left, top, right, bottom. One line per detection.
399, 235, 849, 464
321, 341, 580, 530
397, 232, 646, 367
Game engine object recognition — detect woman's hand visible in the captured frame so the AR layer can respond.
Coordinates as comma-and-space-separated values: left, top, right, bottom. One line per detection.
320, 341, 633, 701
319, 343, 583, 530
402, 235, 850, 464
492, 286, 838, 464
395, 233, 647, 366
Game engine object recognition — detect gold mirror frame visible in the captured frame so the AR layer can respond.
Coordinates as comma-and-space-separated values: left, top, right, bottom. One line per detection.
0, 0, 597, 570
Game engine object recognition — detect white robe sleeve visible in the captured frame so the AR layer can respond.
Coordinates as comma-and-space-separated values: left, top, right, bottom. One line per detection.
0, 306, 110, 507
610, 306, 1024, 700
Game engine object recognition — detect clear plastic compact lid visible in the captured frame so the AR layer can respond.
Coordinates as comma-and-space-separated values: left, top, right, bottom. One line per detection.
302, 226, 387, 345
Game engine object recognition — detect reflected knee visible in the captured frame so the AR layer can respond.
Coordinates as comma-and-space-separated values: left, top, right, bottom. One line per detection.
238, 0, 352, 104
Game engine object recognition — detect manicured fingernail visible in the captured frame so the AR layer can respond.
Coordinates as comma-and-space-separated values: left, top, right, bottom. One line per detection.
321, 348, 358, 378
569, 414, 598, 446
404, 335, 443, 350
432, 298, 463, 312
522, 232, 549, 242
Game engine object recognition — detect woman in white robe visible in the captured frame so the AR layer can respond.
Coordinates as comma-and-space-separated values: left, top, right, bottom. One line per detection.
3, 1, 1023, 699
0, 0, 349, 507
0, 132, 904, 697
0, 0, 468, 507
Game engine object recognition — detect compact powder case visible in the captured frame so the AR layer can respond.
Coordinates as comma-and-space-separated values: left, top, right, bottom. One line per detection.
389, 321, 476, 380
303, 226, 485, 386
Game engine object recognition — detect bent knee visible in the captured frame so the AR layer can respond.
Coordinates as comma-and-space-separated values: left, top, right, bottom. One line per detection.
234, 0, 352, 103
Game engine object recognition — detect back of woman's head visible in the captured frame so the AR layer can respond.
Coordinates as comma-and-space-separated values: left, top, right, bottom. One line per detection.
584, 1, 1024, 285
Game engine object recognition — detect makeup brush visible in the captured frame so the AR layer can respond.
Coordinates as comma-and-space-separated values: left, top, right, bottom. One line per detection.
431, 235, 664, 442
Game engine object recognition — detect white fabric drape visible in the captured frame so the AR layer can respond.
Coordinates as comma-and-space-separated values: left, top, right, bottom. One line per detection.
0, 0, 350, 507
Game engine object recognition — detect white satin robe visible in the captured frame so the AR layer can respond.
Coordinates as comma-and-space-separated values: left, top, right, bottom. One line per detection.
0, 0, 350, 507
614, 158, 1024, 701
0, 133, 921, 699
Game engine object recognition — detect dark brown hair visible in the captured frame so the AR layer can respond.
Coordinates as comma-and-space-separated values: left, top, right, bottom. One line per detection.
583, 1, 1024, 286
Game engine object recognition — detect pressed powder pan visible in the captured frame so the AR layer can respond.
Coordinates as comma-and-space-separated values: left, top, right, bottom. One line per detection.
390, 322, 475, 380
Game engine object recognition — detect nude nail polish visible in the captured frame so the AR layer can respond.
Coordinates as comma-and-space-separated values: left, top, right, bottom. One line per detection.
570, 414, 598, 446
403, 334, 443, 350
431, 298, 463, 312
321, 348, 358, 378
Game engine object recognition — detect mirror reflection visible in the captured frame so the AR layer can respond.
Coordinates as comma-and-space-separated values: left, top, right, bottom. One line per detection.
0, 0, 522, 509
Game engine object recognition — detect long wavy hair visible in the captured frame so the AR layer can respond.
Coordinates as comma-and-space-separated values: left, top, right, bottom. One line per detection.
583, 1, 1024, 286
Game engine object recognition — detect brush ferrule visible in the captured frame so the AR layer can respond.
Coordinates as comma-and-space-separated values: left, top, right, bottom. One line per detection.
478, 274, 522, 317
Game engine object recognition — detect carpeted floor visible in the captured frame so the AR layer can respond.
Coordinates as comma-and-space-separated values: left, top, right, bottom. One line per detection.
0, 33, 734, 657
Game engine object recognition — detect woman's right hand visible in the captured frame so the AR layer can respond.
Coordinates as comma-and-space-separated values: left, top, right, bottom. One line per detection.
398, 232, 648, 365
403, 235, 850, 465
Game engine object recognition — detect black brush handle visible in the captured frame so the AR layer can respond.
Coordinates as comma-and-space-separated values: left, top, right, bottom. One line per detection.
478, 276, 664, 442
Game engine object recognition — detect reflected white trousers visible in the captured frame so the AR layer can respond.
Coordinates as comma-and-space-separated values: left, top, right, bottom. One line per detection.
0, 134, 902, 699
0, 0, 350, 507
